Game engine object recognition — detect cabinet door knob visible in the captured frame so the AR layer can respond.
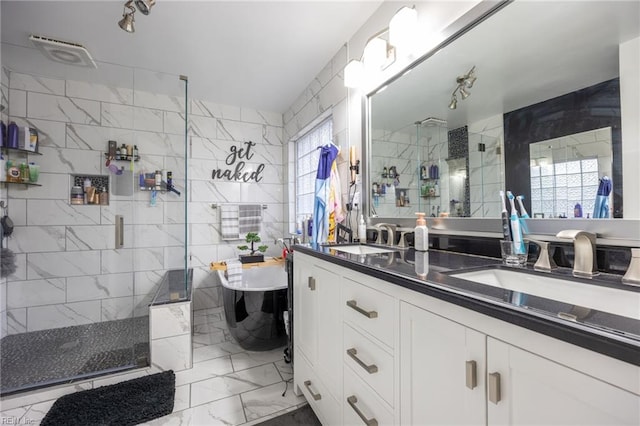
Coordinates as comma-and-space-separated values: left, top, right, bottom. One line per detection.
308, 277, 316, 291
465, 360, 477, 390
347, 395, 378, 426
346, 300, 378, 318
347, 348, 378, 374
488, 372, 501, 404
303, 380, 321, 401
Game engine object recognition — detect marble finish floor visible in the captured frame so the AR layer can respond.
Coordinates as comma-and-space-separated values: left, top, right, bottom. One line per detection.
0, 307, 307, 425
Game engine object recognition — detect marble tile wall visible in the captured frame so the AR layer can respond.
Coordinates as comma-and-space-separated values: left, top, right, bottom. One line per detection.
2, 69, 285, 335
283, 45, 351, 232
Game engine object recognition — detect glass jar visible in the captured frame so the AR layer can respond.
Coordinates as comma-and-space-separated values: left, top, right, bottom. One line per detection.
70, 186, 84, 205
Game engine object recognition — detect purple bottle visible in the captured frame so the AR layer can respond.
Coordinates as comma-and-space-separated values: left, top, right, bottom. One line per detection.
0, 121, 6, 148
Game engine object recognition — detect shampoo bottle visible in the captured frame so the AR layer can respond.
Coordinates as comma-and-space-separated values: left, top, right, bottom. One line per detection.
358, 215, 367, 243
414, 212, 429, 251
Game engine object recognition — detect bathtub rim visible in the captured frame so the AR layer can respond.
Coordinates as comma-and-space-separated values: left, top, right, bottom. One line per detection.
216, 266, 287, 292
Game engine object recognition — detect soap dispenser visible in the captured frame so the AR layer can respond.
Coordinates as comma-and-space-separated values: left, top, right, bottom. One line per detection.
414, 212, 429, 251
358, 215, 367, 243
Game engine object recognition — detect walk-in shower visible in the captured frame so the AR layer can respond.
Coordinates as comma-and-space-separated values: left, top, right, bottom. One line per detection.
0, 52, 189, 395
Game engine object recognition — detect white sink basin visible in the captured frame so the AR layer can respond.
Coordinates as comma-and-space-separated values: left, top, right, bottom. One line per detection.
450, 268, 640, 320
325, 244, 396, 255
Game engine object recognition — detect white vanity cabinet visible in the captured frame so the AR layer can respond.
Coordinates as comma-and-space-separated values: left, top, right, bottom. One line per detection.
400, 300, 640, 426
400, 302, 486, 425
487, 337, 640, 425
293, 253, 343, 424
294, 251, 640, 425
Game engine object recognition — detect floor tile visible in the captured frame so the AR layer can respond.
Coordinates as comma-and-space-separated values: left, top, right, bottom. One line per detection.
190, 364, 281, 407
240, 382, 306, 421
193, 341, 244, 363
230, 349, 286, 372
175, 356, 233, 387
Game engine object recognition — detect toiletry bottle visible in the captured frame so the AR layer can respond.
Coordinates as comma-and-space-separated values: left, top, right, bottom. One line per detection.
358, 215, 367, 243
0, 154, 5, 181
133, 145, 139, 159
100, 187, 109, 205
415, 250, 429, 278
120, 144, 127, 159
414, 212, 429, 251
1, 121, 6, 147
155, 170, 162, 190
83, 177, 92, 204
166, 171, 172, 189
7, 122, 19, 149
574, 203, 582, 218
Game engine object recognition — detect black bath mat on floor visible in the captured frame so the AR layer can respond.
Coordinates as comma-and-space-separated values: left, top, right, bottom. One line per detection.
41, 370, 175, 426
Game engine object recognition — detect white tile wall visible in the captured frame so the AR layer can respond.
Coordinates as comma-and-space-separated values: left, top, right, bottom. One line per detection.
3, 68, 285, 336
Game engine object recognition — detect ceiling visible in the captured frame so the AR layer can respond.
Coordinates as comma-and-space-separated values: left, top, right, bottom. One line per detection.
1, 0, 384, 113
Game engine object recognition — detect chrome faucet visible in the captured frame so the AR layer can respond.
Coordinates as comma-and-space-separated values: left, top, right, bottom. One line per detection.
375, 223, 396, 246
622, 248, 640, 286
556, 230, 599, 278
524, 238, 557, 272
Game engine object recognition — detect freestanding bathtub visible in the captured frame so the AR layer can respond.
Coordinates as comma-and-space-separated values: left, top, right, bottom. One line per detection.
217, 264, 288, 351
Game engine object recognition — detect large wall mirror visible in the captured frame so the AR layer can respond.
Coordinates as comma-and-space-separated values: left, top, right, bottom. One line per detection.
367, 0, 639, 220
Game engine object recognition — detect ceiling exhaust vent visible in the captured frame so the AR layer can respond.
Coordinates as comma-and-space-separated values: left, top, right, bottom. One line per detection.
29, 35, 97, 68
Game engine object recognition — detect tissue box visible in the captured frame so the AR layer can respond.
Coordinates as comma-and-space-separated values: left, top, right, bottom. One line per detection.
18, 127, 38, 152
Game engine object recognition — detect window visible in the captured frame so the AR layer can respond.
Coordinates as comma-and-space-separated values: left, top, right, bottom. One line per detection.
295, 118, 333, 227
530, 158, 599, 218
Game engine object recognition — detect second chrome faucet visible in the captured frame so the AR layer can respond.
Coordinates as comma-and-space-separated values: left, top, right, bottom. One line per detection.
556, 230, 599, 278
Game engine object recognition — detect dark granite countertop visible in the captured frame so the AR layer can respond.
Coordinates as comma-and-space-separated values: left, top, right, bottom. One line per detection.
292, 243, 640, 366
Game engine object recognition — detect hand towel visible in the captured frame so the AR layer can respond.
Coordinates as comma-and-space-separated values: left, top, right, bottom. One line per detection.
221, 204, 240, 240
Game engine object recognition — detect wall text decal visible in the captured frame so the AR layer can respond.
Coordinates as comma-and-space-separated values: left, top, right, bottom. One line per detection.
211, 141, 265, 183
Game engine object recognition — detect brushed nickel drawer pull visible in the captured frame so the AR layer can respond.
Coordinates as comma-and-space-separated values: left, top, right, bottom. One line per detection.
308, 277, 316, 291
488, 372, 501, 404
347, 395, 378, 426
303, 380, 321, 401
346, 300, 378, 318
465, 360, 477, 389
347, 348, 378, 374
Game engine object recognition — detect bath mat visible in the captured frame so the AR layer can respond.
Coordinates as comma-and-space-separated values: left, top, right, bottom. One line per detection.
255, 404, 321, 426
41, 370, 175, 426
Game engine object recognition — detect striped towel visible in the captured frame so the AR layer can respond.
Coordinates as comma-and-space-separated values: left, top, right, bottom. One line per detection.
238, 204, 262, 234
221, 205, 240, 240
225, 258, 243, 287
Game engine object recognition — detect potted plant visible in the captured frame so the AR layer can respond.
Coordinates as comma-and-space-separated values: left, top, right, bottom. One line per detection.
237, 232, 268, 263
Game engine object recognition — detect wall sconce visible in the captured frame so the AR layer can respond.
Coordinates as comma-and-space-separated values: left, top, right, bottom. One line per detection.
344, 6, 418, 89
449, 66, 477, 109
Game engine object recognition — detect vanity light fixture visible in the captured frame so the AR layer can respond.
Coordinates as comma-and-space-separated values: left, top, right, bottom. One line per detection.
448, 66, 477, 109
344, 6, 418, 89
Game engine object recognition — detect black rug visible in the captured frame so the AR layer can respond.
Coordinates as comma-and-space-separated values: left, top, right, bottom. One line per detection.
255, 404, 321, 426
41, 370, 175, 426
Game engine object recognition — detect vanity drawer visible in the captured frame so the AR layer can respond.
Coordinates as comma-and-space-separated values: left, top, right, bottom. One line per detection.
344, 323, 394, 407
295, 348, 342, 426
344, 366, 394, 426
343, 277, 397, 348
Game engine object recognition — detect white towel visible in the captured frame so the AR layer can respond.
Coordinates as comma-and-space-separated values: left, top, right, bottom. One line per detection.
238, 204, 262, 234
225, 258, 243, 287
221, 205, 240, 240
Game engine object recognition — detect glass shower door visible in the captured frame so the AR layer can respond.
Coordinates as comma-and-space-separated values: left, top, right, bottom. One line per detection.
0, 50, 188, 395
